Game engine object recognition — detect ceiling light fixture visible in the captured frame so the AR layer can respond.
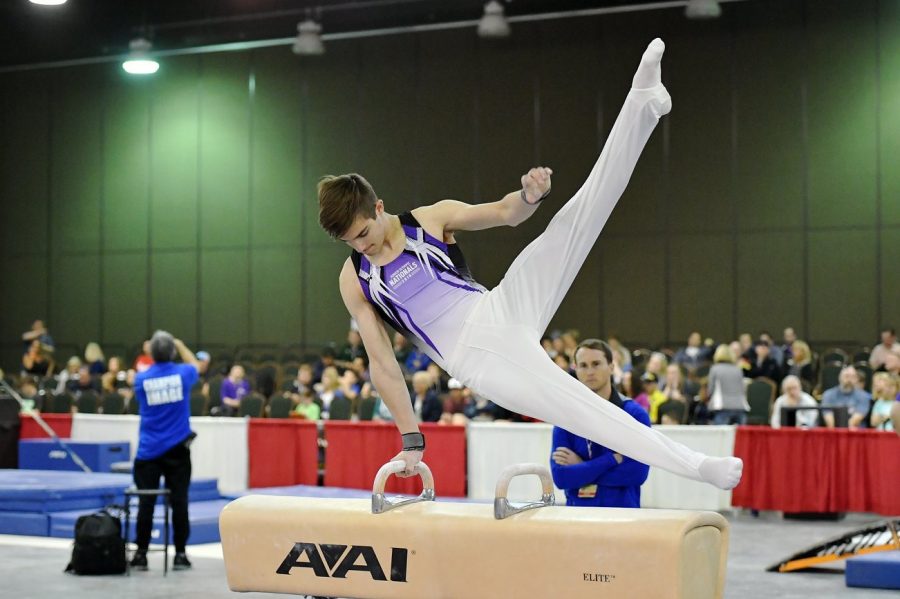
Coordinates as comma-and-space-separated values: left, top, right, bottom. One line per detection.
477, 1, 511, 39
685, 0, 722, 19
29, 0, 68, 5
122, 38, 159, 75
292, 19, 325, 56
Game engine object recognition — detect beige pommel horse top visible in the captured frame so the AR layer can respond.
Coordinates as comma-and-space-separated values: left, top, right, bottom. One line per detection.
220, 461, 729, 599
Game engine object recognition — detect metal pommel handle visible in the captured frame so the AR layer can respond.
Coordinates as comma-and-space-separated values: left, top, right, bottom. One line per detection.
494, 463, 555, 520
371, 460, 436, 514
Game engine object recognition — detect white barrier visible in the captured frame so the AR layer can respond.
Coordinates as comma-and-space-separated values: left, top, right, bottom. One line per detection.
70, 414, 249, 493
466, 421, 735, 510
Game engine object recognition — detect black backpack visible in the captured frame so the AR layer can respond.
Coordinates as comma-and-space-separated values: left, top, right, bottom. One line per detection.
65, 508, 127, 575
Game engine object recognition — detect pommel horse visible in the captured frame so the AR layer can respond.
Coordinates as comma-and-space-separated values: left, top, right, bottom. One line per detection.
220, 461, 729, 598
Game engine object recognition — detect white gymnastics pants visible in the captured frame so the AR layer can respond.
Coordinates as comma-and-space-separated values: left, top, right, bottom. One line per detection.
448, 84, 711, 484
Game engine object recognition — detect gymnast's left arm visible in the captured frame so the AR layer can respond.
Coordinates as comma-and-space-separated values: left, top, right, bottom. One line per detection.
417, 167, 553, 233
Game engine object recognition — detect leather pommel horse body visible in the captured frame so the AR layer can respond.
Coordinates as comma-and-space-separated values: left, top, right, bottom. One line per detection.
220, 462, 729, 598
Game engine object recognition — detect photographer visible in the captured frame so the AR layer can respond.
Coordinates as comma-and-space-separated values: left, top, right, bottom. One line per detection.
130, 331, 199, 571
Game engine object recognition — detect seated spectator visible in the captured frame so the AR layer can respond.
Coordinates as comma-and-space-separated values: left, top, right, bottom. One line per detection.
553, 353, 572, 374
133, 340, 154, 373
21, 319, 54, 352
195, 351, 211, 380
351, 356, 370, 384
84, 342, 106, 375
607, 335, 631, 371
313, 346, 337, 384
393, 332, 412, 368
619, 370, 639, 400
635, 372, 666, 423
748, 339, 782, 383
464, 389, 500, 422
673, 331, 706, 372
770, 375, 819, 428
821, 365, 871, 429
708, 344, 749, 425
22, 339, 54, 377
101, 356, 132, 397
440, 378, 470, 425
738, 333, 754, 357
73, 365, 100, 396
410, 371, 442, 423
288, 363, 314, 396
56, 356, 83, 394
660, 364, 688, 403
868, 373, 898, 432
17, 378, 41, 413
787, 340, 815, 391
337, 328, 367, 367
870, 327, 900, 370
315, 366, 343, 415
220, 365, 251, 416
883, 350, 900, 377
293, 390, 321, 421
758, 331, 784, 367
540, 336, 557, 358
404, 347, 432, 375
644, 352, 668, 380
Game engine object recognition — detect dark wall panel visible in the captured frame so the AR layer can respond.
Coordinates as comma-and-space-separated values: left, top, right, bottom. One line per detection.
415, 29, 478, 204
251, 49, 303, 248
199, 53, 250, 249
0, 73, 49, 257
881, 228, 900, 330
736, 232, 804, 338
51, 254, 100, 344
250, 248, 302, 344
599, 237, 666, 346
1, 256, 49, 343
666, 24, 734, 234
103, 79, 149, 252
200, 249, 249, 344
808, 230, 876, 341
669, 234, 733, 342
880, 3, 900, 226
50, 69, 103, 255
733, 5, 805, 231
303, 245, 352, 346
102, 253, 148, 343
150, 252, 198, 342
806, 1, 878, 229
302, 41, 361, 243
150, 56, 200, 250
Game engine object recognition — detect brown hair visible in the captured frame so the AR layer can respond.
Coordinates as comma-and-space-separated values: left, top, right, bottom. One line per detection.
317, 174, 378, 238
574, 338, 613, 366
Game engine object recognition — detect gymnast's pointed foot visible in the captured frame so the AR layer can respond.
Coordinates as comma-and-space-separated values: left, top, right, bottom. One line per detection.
698, 455, 743, 490
630, 38, 671, 116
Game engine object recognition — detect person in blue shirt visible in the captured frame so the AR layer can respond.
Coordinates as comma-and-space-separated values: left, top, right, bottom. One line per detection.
550, 339, 650, 508
130, 330, 200, 571
821, 365, 872, 429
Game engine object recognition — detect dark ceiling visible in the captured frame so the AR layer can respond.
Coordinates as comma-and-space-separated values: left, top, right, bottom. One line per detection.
0, 0, 682, 68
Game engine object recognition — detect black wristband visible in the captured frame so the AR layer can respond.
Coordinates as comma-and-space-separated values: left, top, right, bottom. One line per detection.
401, 432, 425, 452
520, 187, 551, 205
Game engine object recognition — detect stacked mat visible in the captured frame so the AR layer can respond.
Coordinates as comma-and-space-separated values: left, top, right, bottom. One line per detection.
0, 470, 224, 544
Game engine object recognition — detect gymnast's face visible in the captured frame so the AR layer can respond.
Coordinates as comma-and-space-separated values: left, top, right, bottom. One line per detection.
574, 347, 612, 395
339, 200, 387, 256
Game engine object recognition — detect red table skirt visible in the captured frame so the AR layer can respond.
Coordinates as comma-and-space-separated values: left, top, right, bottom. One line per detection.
248, 418, 319, 488
732, 425, 900, 515
324, 422, 467, 497
19, 414, 73, 439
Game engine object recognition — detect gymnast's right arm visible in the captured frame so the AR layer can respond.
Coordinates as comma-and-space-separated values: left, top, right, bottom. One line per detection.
339, 259, 423, 472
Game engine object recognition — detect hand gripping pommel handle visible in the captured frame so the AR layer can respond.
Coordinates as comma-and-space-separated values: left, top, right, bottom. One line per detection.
494, 463, 555, 520
371, 460, 436, 514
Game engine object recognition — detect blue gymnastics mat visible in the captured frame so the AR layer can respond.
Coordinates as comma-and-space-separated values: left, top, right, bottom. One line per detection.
49, 499, 230, 545
846, 550, 900, 591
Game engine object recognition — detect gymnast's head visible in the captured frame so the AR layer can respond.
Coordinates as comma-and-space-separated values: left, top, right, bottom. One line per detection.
318, 173, 387, 255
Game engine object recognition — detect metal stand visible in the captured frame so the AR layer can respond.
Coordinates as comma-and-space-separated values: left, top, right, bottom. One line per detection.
123, 487, 171, 576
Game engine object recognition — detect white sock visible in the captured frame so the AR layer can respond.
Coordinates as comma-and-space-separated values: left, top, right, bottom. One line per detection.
632, 38, 665, 90
698, 456, 744, 490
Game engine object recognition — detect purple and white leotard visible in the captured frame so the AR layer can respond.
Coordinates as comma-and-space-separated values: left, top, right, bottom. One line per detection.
351, 211, 484, 368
